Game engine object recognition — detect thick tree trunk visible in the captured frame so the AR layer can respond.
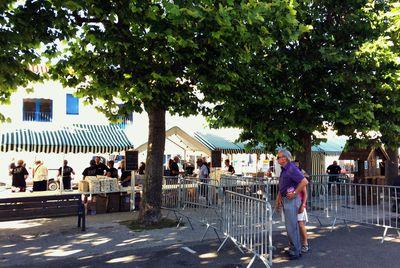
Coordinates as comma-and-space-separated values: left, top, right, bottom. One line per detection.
139, 105, 166, 224
295, 133, 312, 175
385, 146, 399, 185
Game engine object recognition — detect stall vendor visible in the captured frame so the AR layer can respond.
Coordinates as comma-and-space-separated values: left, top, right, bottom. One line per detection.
32, 160, 48, 192
58, 160, 75, 190
82, 160, 97, 179
11, 160, 29, 192
119, 160, 131, 187
95, 156, 109, 176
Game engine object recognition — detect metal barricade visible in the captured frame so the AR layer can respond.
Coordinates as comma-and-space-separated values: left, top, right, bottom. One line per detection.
178, 177, 223, 241
304, 180, 329, 225
162, 176, 181, 209
326, 181, 400, 242
218, 190, 273, 268
220, 175, 268, 200
263, 177, 280, 202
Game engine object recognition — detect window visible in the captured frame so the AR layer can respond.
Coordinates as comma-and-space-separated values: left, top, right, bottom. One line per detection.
66, 94, 79, 115
23, 99, 53, 122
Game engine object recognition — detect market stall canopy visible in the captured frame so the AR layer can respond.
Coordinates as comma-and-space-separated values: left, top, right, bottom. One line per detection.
312, 136, 347, 155
135, 126, 211, 154
194, 132, 268, 155
0, 124, 133, 154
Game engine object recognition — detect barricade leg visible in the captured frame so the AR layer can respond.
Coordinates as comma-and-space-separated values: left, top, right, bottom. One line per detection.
246, 255, 257, 268
217, 236, 229, 252
201, 224, 211, 241
218, 236, 245, 254
213, 228, 222, 242
381, 227, 389, 243
330, 217, 337, 231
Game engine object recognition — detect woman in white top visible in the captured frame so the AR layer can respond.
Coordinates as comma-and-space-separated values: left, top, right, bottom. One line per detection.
33, 160, 48, 191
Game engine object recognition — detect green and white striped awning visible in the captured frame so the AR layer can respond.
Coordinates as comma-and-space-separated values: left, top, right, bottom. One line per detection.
0, 124, 133, 154
194, 132, 267, 155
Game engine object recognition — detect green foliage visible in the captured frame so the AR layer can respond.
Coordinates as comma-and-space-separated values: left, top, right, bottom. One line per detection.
0, 0, 60, 120
206, 0, 395, 153
355, 2, 400, 148
6, 0, 298, 122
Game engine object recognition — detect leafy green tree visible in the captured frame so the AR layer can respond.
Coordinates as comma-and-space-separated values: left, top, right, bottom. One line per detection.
356, 2, 400, 183
11, 0, 302, 223
207, 0, 392, 174
0, 0, 59, 121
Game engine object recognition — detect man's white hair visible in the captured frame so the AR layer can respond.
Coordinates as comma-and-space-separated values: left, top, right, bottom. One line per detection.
279, 149, 292, 161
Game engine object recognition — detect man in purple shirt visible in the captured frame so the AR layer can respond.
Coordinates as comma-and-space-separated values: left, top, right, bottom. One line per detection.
275, 149, 308, 260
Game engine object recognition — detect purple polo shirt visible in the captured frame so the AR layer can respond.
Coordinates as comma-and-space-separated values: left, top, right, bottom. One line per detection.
279, 162, 305, 195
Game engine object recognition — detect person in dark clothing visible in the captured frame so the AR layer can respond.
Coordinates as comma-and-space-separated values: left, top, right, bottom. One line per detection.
119, 160, 132, 187
58, 160, 75, 190
170, 156, 180, 176
106, 160, 119, 178
11, 160, 29, 192
165, 158, 174, 176
138, 162, 145, 175
95, 156, 109, 176
184, 161, 195, 176
224, 159, 235, 174
82, 160, 98, 179
327, 161, 341, 182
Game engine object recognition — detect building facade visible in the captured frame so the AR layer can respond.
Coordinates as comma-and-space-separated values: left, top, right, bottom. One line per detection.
0, 79, 134, 186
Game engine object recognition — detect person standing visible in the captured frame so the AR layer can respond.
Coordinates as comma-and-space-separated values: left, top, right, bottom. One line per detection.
106, 160, 119, 178
82, 160, 98, 179
32, 160, 48, 191
137, 162, 146, 175
275, 149, 308, 260
197, 158, 210, 200
11, 160, 29, 192
293, 160, 309, 253
58, 160, 75, 190
326, 160, 341, 182
119, 160, 132, 187
224, 159, 235, 174
95, 156, 109, 176
170, 156, 180, 176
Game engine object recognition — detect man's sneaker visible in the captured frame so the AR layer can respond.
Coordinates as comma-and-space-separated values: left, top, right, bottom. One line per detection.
301, 245, 309, 253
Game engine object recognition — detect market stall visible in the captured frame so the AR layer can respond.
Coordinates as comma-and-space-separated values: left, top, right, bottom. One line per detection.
0, 123, 135, 220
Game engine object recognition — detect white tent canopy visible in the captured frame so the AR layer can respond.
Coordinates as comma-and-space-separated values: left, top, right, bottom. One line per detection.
135, 126, 211, 155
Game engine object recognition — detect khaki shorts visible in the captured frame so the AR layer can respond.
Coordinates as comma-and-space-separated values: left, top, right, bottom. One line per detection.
297, 208, 308, 222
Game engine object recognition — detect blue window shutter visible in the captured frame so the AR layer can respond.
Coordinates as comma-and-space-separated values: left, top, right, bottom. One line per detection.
66, 94, 79, 115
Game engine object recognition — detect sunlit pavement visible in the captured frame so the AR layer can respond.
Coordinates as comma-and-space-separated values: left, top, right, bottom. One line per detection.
3, 226, 400, 267
1, 212, 400, 267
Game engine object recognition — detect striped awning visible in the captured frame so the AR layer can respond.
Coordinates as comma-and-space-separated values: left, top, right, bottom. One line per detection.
0, 124, 133, 154
194, 132, 267, 155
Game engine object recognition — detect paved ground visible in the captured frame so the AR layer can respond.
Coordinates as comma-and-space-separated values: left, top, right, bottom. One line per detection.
0, 211, 399, 267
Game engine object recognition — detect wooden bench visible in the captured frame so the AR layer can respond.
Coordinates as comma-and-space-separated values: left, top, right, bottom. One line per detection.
0, 194, 86, 231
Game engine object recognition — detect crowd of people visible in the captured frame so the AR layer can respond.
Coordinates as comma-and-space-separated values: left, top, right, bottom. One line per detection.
8, 156, 146, 193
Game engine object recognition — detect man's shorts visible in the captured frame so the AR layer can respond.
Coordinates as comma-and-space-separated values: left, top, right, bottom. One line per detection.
297, 208, 308, 222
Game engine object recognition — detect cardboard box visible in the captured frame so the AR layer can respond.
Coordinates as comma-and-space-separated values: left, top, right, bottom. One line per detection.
78, 181, 89, 192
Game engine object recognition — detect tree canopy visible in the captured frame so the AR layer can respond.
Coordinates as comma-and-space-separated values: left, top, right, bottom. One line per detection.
0, 0, 60, 121
206, 0, 396, 172
7, 0, 304, 223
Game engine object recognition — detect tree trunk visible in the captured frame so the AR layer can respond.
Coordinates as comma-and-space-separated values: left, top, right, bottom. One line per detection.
139, 105, 166, 224
385, 146, 399, 185
295, 133, 312, 175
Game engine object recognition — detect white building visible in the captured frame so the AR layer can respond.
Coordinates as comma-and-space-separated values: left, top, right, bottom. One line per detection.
0, 79, 134, 186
